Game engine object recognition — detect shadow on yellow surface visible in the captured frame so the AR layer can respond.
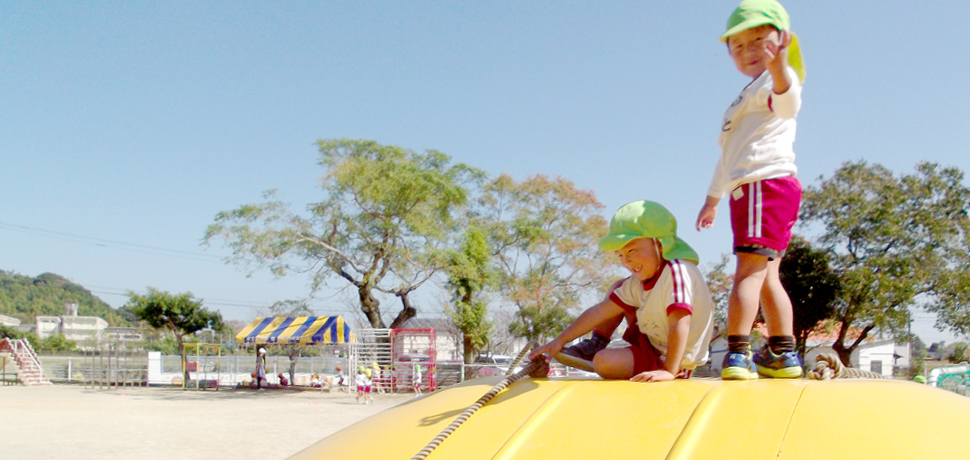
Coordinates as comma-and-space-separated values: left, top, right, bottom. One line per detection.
290, 376, 970, 460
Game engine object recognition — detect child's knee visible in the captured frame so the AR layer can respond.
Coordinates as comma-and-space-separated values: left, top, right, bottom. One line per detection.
592, 349, 635, 380
734, 253, 770, 280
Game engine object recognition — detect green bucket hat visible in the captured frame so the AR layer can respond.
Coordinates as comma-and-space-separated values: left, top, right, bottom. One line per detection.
598, 201, 699, 264
720, 0, 805, 83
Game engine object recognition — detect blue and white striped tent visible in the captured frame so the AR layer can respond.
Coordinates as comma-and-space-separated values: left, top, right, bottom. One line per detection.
234, 316, 352, 345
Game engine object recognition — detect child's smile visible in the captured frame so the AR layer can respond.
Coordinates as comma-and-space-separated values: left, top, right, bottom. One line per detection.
727, 24, 783, 79
615, 238, 663, 282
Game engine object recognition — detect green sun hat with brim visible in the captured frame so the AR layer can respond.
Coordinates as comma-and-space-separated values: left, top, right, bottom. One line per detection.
720, 0, 805, 83
721, 0, 790, 40
598, 200, 699, 264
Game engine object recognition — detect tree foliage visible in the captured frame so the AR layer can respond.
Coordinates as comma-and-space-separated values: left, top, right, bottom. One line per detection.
205, 139, 483, 329
0, 326, 77, 353
0, 270, 131, 326
477, 174, 618, 342
125, 288, 224, 381
778, 236, 841, 356
801, 161, 970, 364
444, 226, 496, 375
702, 255, 733, 334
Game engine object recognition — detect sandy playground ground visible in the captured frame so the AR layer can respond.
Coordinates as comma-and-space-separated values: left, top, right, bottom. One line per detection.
0, 383, 416, 460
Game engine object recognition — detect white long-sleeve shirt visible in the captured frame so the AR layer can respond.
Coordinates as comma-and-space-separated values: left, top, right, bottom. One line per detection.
707, 66, 801, 199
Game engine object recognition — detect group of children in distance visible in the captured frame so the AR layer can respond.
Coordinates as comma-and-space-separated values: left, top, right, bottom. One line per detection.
355, 361, 424, 403
530, 0, 806, 381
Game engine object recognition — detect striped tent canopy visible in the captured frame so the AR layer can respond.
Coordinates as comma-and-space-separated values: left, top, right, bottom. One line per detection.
235, 316, 351, 345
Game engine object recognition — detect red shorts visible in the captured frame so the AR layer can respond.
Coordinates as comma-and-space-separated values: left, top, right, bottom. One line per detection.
622, 328, 692, 378
729, 176, 801, 255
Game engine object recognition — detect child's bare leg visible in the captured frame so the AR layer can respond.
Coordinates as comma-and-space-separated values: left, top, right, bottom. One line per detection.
591, 347, 635, 380
759, 257, 793, 337
721, 252, 768, 380
592, 314, 624, 338
727, 253, 769, 336
750, 255, 802, 377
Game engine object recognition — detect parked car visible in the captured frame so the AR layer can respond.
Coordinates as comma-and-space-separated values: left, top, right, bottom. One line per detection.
476, 353, 524, 376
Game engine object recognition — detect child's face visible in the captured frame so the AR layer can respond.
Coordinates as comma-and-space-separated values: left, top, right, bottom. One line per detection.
727, 24, 782, 78
615, 238, 662, 282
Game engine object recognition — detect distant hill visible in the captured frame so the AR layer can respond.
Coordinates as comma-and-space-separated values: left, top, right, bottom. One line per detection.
0, 270, 134, 327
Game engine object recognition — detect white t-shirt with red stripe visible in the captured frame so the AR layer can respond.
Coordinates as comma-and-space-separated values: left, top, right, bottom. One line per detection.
609, 259, 715, 370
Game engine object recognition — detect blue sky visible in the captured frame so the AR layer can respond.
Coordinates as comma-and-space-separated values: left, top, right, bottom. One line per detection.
2, 1, 968, 344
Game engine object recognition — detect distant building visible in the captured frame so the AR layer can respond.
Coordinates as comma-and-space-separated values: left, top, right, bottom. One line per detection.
105, 327, 143, 343
34, 302, 109, 345
0, 314, 21, 327
59, 315, 109, 342
400, 317, 461, 361
35, 316, 63, 339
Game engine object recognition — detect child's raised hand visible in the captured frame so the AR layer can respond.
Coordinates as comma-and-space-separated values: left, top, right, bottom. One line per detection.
759, 30, 788, 69
761, 30, 793, 94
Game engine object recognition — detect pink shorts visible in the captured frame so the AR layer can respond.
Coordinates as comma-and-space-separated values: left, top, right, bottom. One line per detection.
729, 176, 801, 257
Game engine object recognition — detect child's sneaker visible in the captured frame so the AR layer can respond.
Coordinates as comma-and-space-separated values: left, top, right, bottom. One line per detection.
721, 351, 759, 380
754, 347, 803, 379
560, 332, 609, 362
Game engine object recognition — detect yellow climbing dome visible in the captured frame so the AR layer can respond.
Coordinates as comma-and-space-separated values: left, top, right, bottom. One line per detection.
291, 377, 970, 459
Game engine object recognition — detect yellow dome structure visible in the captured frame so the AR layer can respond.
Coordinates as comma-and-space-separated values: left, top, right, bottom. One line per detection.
291, 376, 970, 459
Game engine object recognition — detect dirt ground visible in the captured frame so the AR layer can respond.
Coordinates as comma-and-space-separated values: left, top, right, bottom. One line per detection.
0, 383, 416, 460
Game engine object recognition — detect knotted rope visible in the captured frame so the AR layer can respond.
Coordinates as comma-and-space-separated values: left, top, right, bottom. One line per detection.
807, 353, 885, 380
411, 341, 548, 460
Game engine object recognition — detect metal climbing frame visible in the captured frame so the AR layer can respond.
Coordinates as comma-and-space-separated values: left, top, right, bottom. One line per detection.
390, 328, 437, 392
182, 343, 222, 390
348, 329, 393, 393
83, 342, 145, 389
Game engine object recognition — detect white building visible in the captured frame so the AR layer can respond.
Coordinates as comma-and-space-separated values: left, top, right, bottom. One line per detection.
0, 314, 21, 327
35, 316, 63, 339
59, 315, 109, 342
105, 327, 143, 343
34, 302, 109, 344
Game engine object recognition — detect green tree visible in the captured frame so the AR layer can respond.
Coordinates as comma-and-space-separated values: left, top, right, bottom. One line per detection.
36, 334, 77, 354
205, 139, 483, 329
444, 227, 496, 378
125, 288, 224, 383
478, 174, 617, 342
702, 254, 733, 334
0, 325, 20, 340
801, 161, 970, 365
0, 271, 132, 326
906, 334, 928, 378
779, 236, 841, 356
947, 342, 968, 364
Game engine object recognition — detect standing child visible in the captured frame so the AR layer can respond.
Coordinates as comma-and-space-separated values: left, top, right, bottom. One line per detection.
695, 0, 806, 380
355, 366, 368, 404
531, 201, 715, 382
412, 362, 423, 397
363, 367, 374, 405
255, 347, 267, 390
